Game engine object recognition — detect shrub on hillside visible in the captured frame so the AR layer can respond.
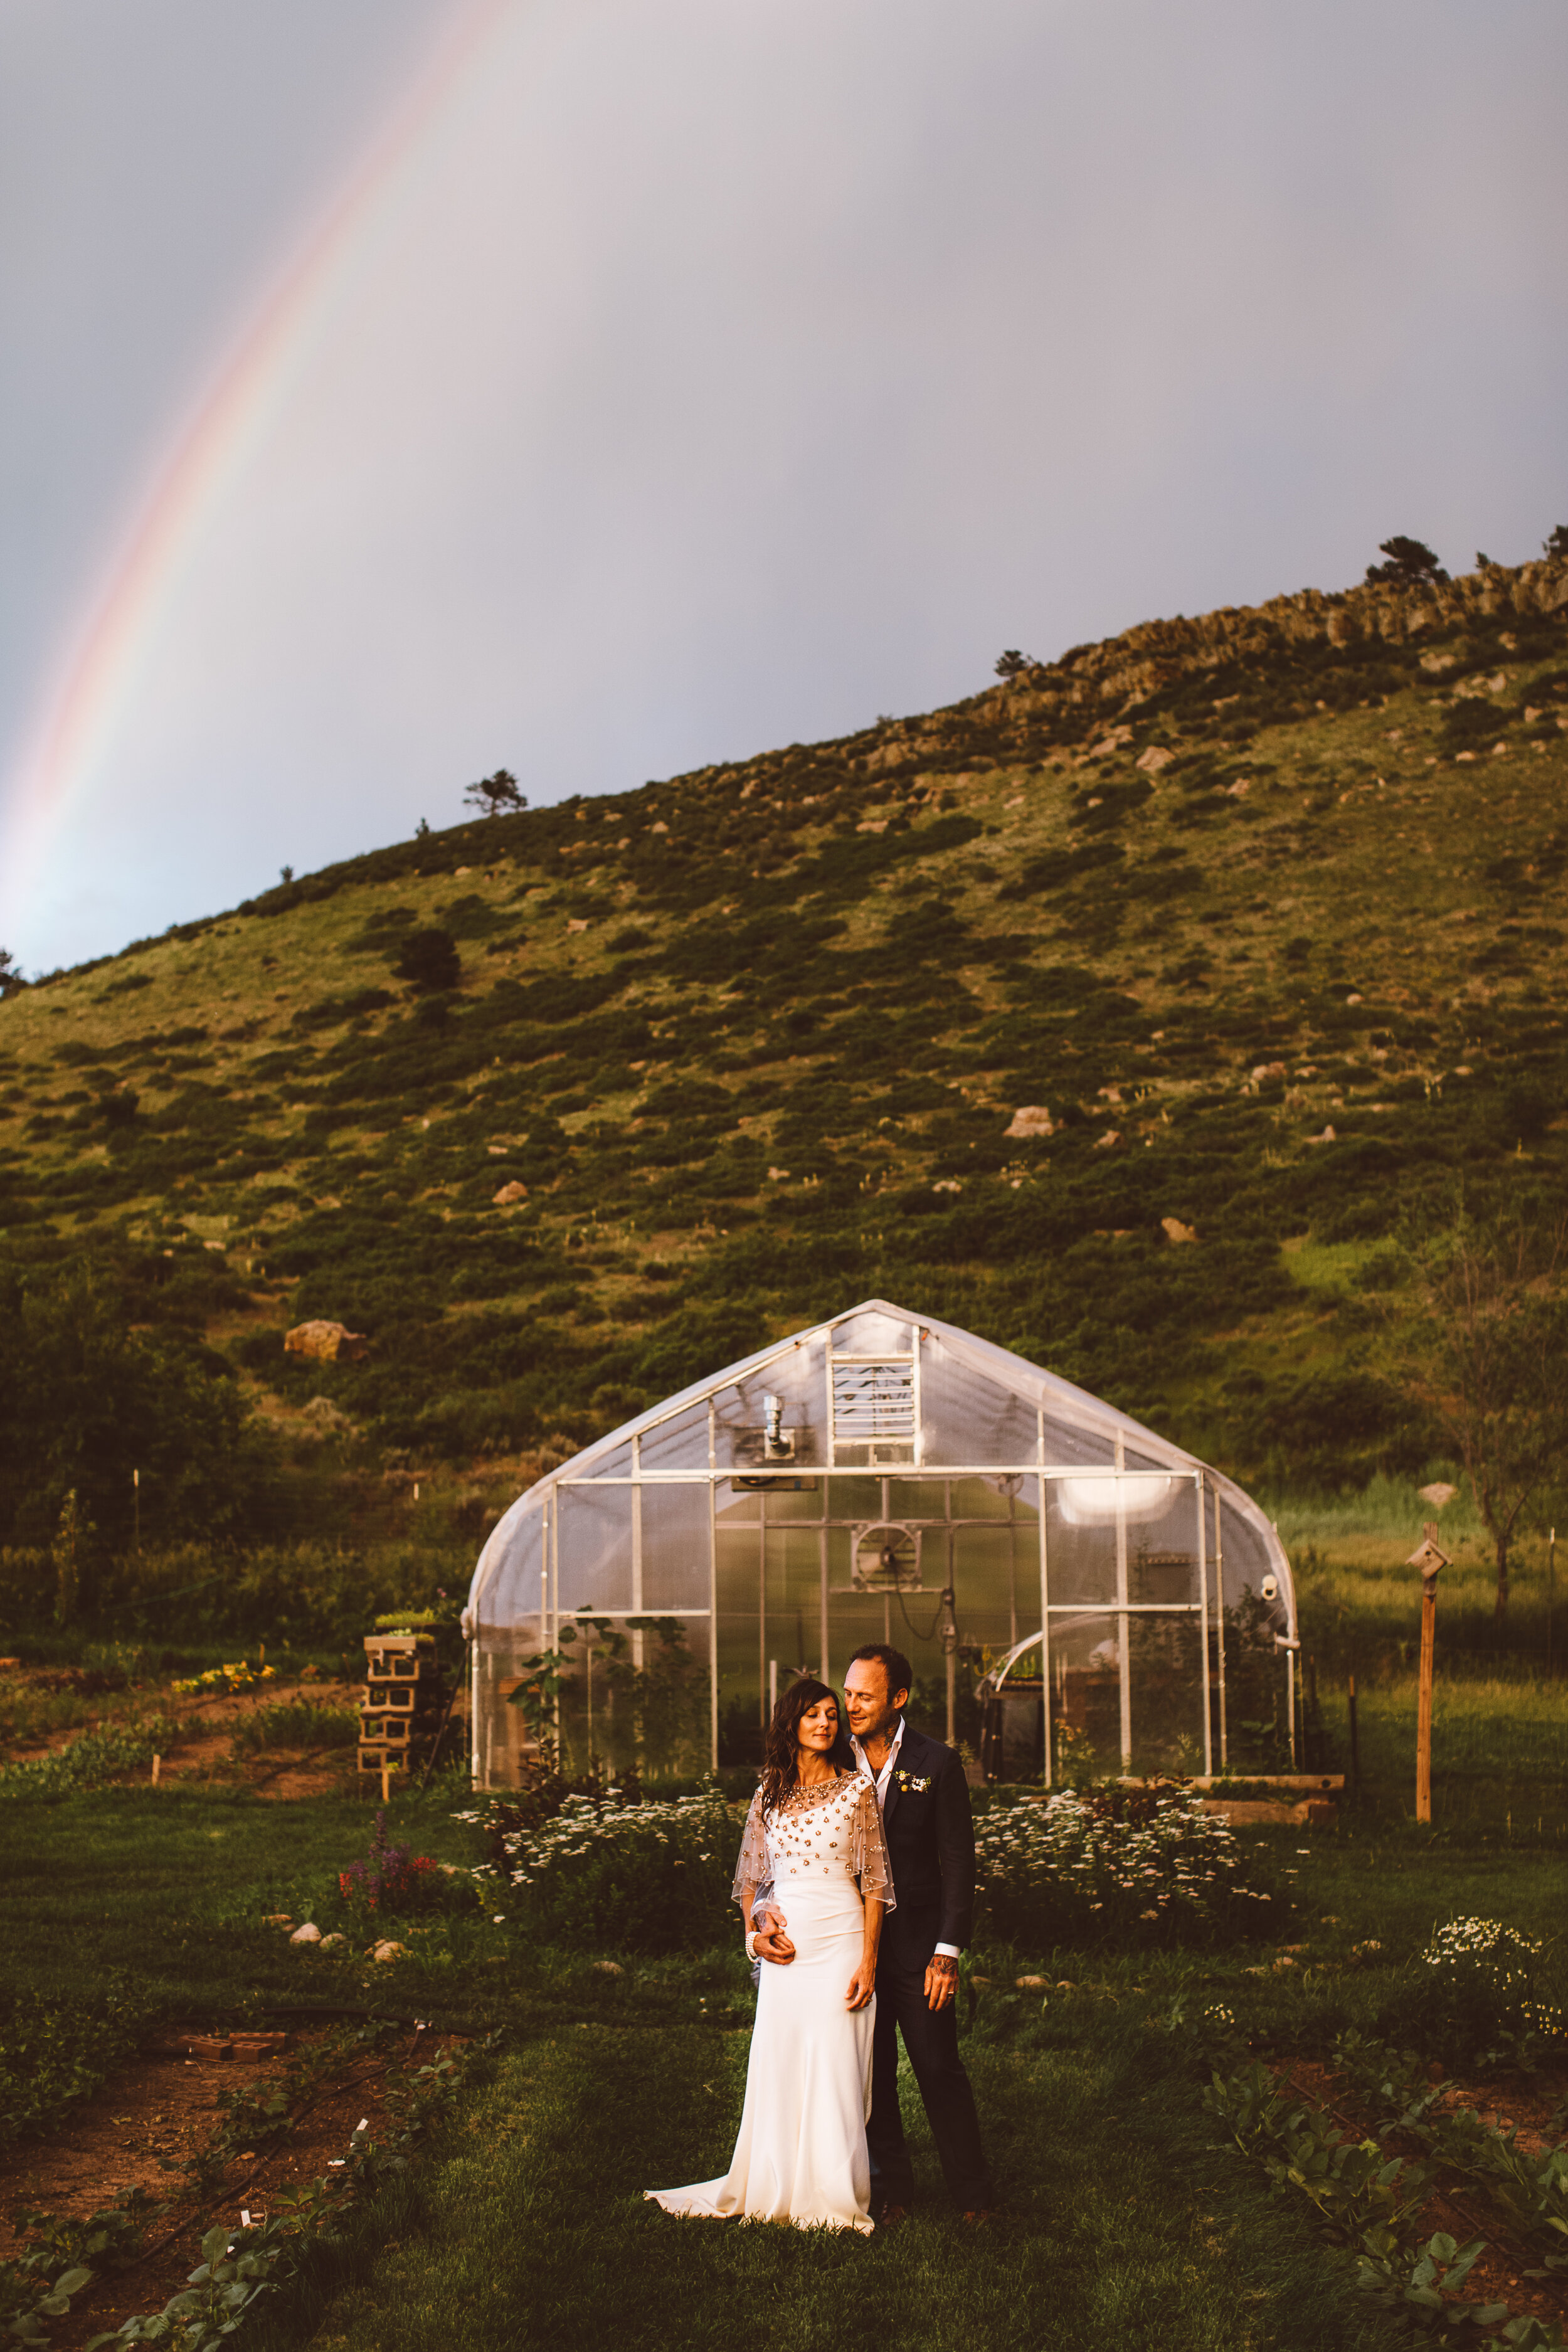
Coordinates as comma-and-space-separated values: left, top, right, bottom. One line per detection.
392, 928, 461, 992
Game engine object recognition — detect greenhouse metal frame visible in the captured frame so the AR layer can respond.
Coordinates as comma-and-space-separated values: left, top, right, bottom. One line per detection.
463, 1301, 1297, 1788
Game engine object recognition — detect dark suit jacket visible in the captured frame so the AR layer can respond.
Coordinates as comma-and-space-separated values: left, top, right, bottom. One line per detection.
879, 1722, 977, 1956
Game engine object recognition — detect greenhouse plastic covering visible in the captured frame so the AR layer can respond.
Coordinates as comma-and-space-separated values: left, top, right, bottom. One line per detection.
464, 1300, 1296, 1788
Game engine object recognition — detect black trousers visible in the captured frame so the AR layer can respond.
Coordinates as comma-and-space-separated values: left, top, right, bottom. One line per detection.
867, 1928, 992, 2210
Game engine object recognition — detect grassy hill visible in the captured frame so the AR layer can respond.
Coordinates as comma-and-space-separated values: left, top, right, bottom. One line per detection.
3, 548, 1567, 1618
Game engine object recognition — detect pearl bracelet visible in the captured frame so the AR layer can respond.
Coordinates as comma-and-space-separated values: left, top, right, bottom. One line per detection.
744, 1931, 760, 1960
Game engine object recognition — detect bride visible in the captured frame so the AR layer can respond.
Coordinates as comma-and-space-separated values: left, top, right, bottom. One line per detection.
645, 1677, 894, 2235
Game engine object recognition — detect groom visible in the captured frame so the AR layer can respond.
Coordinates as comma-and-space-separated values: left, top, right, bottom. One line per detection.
842, 1643, 993, 2226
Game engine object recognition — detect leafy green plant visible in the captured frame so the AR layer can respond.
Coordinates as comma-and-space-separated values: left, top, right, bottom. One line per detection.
1332, 2031, 1568, 2267
87, 2215, 284, 2351
1, 2254, 96, 2346
90, 2032, 497, 2351
1210, 2045, 1568, 2349
1, 2194, 158, 2344
0, 1983, 147, 2154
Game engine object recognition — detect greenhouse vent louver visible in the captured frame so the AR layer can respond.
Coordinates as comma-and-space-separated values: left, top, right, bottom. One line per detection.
462, 1301, 1297, 1788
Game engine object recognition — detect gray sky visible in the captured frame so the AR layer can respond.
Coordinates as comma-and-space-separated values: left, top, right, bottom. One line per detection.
3, 0, 1565, 973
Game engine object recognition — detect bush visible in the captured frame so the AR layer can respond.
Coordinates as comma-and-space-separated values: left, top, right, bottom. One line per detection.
974, 1785, 1283, 1949
392, 928, 460, 992
480, 1784, 737, 1953
1388, 1916, 1567, 2070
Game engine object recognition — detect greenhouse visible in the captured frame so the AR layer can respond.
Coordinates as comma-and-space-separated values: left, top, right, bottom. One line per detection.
462, 1300, 1298, 1788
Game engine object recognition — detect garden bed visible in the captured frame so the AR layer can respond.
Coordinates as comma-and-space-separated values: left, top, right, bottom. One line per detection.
1272, 2051, 1568, 2337
0, 1661, 362, 1800
0, 2021, 474, 2351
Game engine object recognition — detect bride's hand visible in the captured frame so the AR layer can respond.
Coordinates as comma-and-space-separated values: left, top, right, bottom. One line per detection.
755, 1907, 795, 1965
845, 1957, 876, 2011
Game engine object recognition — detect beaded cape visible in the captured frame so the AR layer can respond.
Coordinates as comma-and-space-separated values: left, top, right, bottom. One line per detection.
732, 1771, 895, 1910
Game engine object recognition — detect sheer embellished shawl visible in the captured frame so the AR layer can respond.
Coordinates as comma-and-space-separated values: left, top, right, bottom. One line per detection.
731, 1774, 896, 1910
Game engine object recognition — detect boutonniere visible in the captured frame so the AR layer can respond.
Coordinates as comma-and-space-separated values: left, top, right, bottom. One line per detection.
898, 1772, 931, 1792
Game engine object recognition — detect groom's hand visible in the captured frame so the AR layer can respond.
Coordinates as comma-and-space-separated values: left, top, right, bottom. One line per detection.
754, 1907, 795, 1965
924, 1954, 959, 2011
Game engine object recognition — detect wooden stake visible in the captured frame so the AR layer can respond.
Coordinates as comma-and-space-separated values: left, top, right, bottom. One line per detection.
1549, 1528, 1557, 1683
381, 1759, 390, 1806
1416, 1577, 1437, 1823
151, 1752, 161, 1787
1406, 1520, 1448, 1826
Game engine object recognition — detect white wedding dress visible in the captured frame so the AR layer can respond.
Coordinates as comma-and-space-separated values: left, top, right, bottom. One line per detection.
645, 1771, 894, 2235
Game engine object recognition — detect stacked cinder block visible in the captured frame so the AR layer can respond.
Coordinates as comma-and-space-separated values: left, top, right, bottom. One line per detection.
358, 1631, 444, 1784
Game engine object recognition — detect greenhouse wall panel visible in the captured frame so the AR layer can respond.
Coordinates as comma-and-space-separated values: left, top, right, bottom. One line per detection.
462, 1300, 1296, 1786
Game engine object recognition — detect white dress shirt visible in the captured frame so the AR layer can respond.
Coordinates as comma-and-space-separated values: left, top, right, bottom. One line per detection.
852, 1717, 960, 1959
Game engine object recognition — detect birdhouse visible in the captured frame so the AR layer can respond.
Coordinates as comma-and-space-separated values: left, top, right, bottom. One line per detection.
1405, 1522, 1450, 1589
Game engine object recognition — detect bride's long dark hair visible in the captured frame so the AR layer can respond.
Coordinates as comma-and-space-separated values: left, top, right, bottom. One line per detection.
758, 1677, 856, 1818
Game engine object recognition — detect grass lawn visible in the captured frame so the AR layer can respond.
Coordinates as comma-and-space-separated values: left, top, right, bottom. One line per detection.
299, 2017, 1389, 2352
7, 1779, 1567, 2351
0, 1778, 512, 2036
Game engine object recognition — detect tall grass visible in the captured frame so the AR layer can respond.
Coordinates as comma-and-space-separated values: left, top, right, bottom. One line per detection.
1267, 1470, 1488, 1548
1288, 1528, 1563, 1671
1316, 1673, 1568, 1787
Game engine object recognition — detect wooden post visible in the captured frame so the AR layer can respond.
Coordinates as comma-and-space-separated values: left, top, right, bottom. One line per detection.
381, 1758, 390, 1806
1416, 1590, 1436, 1822
1406, 1521, 1449, 1825
1347, 1673, 1359, 1802
1549, 1528, 1557, 1683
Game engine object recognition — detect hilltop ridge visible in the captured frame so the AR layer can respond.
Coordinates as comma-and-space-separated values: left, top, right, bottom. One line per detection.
3, 551, 1567, 1563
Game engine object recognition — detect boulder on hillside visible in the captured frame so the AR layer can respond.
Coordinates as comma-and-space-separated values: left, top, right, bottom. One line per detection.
1135, 744, 1175, 773
1161, 1217, 1198, 1244
1005, 1105, 1055, 1138
493, 1180, 529, 1206
284, 1320, 368, 1364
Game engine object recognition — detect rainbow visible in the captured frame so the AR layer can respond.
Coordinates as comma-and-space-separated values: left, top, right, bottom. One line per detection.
0, 0, 528, 955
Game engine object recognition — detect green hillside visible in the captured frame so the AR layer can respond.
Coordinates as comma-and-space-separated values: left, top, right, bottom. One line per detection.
3, 548, 1567, 1588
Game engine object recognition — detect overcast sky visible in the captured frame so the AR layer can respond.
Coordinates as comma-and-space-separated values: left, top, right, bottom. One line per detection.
3, 0, 1565, 975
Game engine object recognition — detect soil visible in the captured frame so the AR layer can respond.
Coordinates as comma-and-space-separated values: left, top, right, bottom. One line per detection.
0, 2024, 467, 2351
1274, 2054, 1568, 2333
